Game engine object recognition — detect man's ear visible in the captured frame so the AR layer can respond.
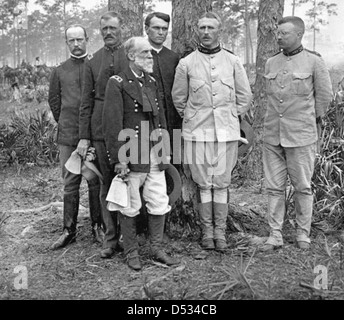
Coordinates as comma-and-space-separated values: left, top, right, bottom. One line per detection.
127, 51, 135, 61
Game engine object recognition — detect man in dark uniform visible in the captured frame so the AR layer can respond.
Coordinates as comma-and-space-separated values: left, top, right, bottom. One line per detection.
48, 25, 104, 250
102, 36, 180, 271
77, 12, 129, 258
145, 12, 181, 146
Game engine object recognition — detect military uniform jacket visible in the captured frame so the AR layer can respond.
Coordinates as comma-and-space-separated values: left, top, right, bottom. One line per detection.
172, 48, 252, 142
151, 47, 181, 133
79, 45, 128, 142
264, 49, 333, 147
48, 57, 85, 146
102, 67, 170, 173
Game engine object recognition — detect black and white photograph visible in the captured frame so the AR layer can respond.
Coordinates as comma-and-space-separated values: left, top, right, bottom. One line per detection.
0, 0, 343, 303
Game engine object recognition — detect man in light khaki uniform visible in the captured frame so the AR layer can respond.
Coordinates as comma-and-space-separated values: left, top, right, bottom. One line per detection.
262, 16, 332, 251
172, 12, 252, 251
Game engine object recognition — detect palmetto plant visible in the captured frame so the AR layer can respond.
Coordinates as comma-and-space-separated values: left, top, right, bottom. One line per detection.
0, 110, 58, 167
312, 99, 344, 232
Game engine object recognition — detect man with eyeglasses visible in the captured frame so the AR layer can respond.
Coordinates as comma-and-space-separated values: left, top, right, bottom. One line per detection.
78, 12, 129, 259
261, 16, 332, 251
48, 25, 104, 250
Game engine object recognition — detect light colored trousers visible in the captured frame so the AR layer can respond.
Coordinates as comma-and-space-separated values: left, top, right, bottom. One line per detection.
184, 140, 238, 203
121, 152, 171, 218
263, 142, 316, 245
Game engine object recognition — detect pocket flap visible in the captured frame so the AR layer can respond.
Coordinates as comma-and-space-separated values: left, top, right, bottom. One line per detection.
184, 108, 198, 123
264, 73, 278, 80
190, 79, 205, 92
292, 73, 312, 80
221, 78, 234, 88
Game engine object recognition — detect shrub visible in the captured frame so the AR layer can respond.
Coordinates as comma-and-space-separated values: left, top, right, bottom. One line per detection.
312, 99, 344, 232
0, 109, 58, 167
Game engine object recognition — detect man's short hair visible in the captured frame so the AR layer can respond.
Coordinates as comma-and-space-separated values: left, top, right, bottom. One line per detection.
100, 11, 124, 25
65, 24, 88, 39
278, 16, 305, 34
198, 11, 222, 28
145, 12, 170, 27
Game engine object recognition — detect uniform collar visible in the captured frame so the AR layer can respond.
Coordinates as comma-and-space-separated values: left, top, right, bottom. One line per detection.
104, 43, 123, 51
70, 52, 88, 60
130, 67, 144, 79
151, 46, 163, 54
282, 45, 303, 57
197, 44, 221, 55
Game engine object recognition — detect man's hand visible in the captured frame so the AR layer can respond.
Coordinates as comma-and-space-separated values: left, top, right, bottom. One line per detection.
77, 139, 91, 159
114, 162, 130, 179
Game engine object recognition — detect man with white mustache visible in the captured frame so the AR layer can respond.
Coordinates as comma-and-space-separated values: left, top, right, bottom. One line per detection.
102, 37, 180, 271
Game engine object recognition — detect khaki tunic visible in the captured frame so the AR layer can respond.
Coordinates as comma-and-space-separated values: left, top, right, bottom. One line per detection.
264, 49, 333, 147
172, 49, 252, 142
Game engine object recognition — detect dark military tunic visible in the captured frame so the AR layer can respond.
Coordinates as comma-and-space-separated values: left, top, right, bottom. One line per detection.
48, 56, 86, 146
102, 67, 170, 173
79, 45, 129, 142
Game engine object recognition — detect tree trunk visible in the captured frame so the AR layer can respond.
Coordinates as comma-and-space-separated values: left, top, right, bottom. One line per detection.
313, 0, 316, 51
17, 29, 21, 67
246, 0, 284, 180
248, 19, 254, 65
64, 0, 69, 60
13, 32, 16, 68
171, 0, 212, 210
108, 0, 144, 40
292, 0, 296, 16
171, 0, 212, 56
245, 0, 250, 66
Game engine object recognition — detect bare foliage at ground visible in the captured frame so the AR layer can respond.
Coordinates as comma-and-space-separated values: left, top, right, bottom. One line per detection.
1, 164, 344, 300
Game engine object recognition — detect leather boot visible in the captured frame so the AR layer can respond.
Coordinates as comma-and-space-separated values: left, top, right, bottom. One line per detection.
120, 214, 141, 271
294, 193, 313, 245
50, 228, 76, 250
199, 202, 215, 250
50, 192, 78, 250
149, 214, 180, 266
213, 202, 229, 252
88, 179, 105, 244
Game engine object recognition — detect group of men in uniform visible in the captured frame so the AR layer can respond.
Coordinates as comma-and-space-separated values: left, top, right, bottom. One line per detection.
48, 10, 332, 271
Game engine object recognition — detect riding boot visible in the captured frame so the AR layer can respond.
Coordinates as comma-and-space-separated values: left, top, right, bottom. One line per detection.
198, 202, 215, 250
213, 202, 229, 252
294, 192, 313, 245
88, 179, 105, 244
119, 214, 141, 271
51, 191, 79, 250
149, 214, 180, 266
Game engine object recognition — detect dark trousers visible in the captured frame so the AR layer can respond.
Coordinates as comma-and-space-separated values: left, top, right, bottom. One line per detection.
59, 144, 102, 230
93, 140, 119, 249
